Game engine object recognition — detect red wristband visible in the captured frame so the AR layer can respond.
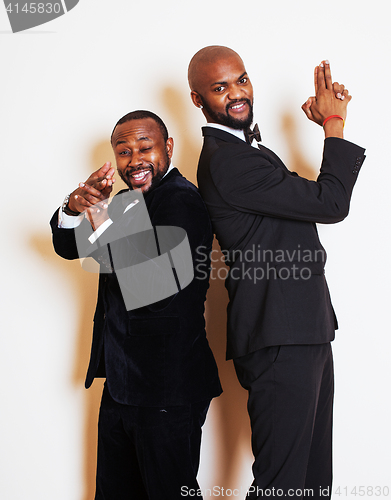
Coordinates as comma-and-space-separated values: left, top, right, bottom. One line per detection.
322, 115, 345, 128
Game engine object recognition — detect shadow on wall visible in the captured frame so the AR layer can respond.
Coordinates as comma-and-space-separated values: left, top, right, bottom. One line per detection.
280, 112, 318, 180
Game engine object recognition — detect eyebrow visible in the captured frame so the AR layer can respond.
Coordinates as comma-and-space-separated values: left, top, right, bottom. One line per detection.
211, 72, 248, 87
114, 136, 152, 147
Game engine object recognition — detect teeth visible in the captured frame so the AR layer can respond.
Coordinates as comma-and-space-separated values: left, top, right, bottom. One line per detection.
231, 103, 244, 109
132, 170, 149, 180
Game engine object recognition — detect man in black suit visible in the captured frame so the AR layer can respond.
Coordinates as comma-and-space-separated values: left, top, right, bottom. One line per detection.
50, 110, 222, 499
188, 46, 365, 498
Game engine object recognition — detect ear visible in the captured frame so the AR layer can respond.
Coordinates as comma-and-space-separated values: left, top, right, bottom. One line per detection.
190, 91, 203, 109
166, 137, 174, 159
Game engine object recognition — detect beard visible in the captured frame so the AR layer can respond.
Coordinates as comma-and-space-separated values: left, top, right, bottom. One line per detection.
202, 97, 254, 130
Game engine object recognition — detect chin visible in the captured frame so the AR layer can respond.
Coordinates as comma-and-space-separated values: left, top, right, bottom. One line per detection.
128, 183, 150, 193
139, 184, 152, 194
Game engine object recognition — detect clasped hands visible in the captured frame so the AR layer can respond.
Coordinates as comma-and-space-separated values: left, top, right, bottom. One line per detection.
67, 161, 115, 231
302, 60, 352, 138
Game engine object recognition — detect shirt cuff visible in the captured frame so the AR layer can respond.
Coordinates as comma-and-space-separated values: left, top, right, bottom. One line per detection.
58, 208, 85, 228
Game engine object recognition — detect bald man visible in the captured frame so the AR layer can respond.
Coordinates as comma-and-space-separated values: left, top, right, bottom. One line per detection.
188, 46, 365, 499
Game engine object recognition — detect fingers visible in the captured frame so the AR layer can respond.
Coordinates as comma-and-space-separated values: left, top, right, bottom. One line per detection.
314, 66, 318, 96
336, 88, 351, 102
316, 62, 325, 91
79, 181, 105, 201
96, 161, 112, 176
316, 60, 332, 93
85, 162, 115, 187
90, 174, 115, 191
72, 183, 107, 212
323, 60, 333, 90
333, 82, 351, 101
333, 81, 344, 95
343, 88, 351, 101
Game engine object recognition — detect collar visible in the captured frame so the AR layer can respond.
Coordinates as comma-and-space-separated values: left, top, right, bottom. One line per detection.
162, 163, 175, 179
204, 123, 247, 143
203, 122, 260, 148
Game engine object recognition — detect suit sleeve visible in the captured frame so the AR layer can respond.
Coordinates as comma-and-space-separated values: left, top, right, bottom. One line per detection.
210, 137, 365, 224
50, 208, 87, 260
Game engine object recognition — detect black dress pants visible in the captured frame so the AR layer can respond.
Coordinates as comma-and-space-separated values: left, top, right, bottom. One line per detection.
95, 385, 210, 500
234, 343, 334, 500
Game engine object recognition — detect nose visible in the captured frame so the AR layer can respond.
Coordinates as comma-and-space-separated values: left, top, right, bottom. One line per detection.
227, 83, 244, 101
128, 152, 143, 168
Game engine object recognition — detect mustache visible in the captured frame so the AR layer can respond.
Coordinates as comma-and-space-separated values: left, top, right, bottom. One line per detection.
226, 99, 252, 113
124, 165, 153, 176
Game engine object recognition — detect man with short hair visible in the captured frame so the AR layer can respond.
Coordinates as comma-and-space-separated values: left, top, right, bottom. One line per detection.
50, 110, 222, 499
188, 46, 365, 498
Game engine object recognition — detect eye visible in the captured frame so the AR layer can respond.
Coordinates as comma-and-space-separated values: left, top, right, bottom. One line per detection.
239, 77, 248, 84
140, 147, 152, 153
213, 86, 225, 93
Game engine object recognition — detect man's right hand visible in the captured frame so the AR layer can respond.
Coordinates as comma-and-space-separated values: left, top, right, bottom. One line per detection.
67, 162, 116, 213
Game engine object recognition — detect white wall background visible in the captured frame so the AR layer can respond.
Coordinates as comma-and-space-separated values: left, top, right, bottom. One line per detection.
1, 1, 390, 499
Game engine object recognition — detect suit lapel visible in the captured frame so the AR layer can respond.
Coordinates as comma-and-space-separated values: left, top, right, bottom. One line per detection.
202, 126, 244, 145
202, 126, 291, 174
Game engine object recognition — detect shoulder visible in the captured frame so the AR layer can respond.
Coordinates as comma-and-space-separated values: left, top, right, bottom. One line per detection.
149, 169, 209, 218
209, 142, 275, 180
154, 169, 202, 204
148, 171, 212, 241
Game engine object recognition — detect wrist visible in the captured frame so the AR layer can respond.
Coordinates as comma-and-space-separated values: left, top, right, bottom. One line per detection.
62, 194, 81, 216
323, 115, 345, 139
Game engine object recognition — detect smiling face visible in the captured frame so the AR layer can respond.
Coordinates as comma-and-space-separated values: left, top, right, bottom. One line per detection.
190, 51, 254, 130
111, 117, 174, 193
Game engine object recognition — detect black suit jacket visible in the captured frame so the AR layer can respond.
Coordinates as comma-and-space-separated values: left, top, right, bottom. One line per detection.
197, 127, 366, 359
50, 168, 222, 406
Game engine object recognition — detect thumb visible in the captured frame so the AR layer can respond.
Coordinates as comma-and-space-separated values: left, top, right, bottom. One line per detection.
301, 98, 314, 120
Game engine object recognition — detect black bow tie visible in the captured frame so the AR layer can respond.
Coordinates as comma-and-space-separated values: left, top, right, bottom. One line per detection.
245, 123, 261, 144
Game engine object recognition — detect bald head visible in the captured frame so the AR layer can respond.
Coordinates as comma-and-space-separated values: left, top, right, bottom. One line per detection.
188, 45, 253, 130
188, 45, 243, 92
